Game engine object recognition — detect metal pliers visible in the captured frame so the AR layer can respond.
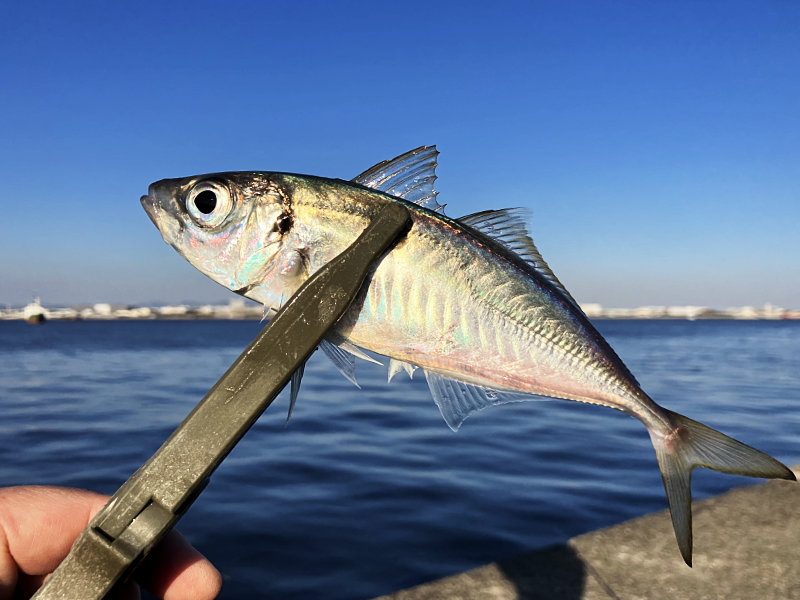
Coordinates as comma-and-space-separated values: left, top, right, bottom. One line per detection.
32, 203, 410, 599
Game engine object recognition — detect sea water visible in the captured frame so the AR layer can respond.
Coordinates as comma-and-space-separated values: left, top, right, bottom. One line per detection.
0, 319, 798, 598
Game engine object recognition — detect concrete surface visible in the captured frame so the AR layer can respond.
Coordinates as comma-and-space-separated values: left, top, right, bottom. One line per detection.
372, 466, 799, 600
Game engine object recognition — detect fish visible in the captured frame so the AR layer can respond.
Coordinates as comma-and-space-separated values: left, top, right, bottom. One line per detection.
141, 146, 795, 565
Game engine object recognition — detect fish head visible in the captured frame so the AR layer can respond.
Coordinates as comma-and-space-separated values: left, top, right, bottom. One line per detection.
141, 172, 309, 310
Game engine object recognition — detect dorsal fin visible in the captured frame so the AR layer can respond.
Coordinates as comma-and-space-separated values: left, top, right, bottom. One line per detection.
353, 146, 444, 212
458, 208, 583, 314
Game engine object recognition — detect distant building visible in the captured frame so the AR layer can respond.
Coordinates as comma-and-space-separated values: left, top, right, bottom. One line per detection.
157, 305, 189, 316
93, 303, 113, 316
579, 303, 604, 317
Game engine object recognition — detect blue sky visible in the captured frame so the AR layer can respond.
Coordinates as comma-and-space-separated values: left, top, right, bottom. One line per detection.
2, 1, 798, 308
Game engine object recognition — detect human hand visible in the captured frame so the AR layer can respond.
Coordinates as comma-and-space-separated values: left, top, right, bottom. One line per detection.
0, 486, 221, 600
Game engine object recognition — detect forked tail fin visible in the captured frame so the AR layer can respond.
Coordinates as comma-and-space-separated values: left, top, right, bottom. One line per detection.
650, 409, 796, 566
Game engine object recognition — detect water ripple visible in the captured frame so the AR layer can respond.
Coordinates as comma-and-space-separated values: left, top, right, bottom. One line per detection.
0, 319, 797, 599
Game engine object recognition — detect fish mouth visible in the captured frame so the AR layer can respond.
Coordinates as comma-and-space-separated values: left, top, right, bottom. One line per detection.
141, 194, 160, 227
140, 183, 183, 244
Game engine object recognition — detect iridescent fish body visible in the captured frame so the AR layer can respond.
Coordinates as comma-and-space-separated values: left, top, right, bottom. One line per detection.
141, 146, 795, 565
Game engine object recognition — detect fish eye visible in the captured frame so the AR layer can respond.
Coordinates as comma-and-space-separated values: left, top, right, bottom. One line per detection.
194, 190, 217, 214
186, 180, 234, 228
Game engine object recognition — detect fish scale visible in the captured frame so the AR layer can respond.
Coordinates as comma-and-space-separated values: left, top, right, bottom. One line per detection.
340, 208, 624, 407
141, 145, 795, 566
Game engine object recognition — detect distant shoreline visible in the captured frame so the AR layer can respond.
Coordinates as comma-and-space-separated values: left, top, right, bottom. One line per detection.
2, 301, 798, 321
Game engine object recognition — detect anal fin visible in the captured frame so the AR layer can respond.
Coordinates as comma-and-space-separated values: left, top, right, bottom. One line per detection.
388, 358, 417, 382
424, 370, 536, 431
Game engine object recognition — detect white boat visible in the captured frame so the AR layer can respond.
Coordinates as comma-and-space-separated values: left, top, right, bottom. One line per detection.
23, 297, 47, 324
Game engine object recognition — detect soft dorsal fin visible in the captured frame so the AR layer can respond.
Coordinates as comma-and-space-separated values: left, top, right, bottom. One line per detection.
458, 208, 583, 314
353, 146, 444, 212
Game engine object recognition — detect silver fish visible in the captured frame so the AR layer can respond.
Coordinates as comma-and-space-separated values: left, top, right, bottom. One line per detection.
141, 146, 795, 565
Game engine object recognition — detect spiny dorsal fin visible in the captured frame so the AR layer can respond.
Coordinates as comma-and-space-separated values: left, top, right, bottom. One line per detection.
458, 208, 583, 314
353, 146, 444, 212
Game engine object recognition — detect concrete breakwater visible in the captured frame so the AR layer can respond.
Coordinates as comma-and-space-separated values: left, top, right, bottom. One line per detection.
373, 466, 799, 600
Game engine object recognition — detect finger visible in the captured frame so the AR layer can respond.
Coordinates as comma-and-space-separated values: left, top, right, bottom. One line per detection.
11, 572, 142, 600
0, 486, 108, 575
135, 530, 222, 600
0, 486, 220, 600
0, 486, 108, 600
